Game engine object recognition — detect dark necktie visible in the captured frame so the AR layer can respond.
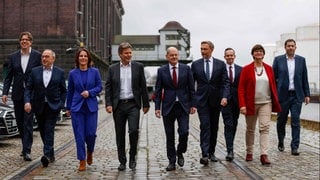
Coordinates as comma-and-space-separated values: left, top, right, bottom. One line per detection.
205, 60, 210, 80
172, 66, 177, 87
229, 66, 233, 83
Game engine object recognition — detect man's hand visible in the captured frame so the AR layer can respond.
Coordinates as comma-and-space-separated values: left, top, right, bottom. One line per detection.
2, 95, 8, 104
155, 110, 161, 118
65, 110, 71, 117
305, 97, 310, 105
106, 106, 113, 113
190, 107, 197, 114
143, 107, 149, 114
24, 103, 32, 113
220, 98, 228, 107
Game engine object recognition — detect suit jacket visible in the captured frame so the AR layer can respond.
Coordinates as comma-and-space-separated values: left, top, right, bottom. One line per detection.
227, 64, 242, 106
105, 61, 150, 110
24, 66, 67, 114
3, 49, 42, 101
272, 54, 310, 103
191, 57, 230, 108
66, 67, 102, 112
238, 62, 281, 115
154, 63, 195, 116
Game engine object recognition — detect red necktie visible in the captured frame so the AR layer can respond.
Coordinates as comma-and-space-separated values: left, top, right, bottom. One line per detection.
229, 66, 233, 83
172, 66, 177, 87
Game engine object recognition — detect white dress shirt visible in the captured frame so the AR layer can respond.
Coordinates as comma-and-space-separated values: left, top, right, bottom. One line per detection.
119, 62, 134, 99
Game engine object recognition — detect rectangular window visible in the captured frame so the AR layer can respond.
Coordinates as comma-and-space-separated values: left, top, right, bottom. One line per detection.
132, 45, 155, 51
165, 35, 181, 40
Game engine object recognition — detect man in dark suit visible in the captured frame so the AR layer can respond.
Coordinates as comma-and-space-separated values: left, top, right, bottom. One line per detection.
105, 42, 150, 171
191, 41, 230, 165
221, 48, 242, 161
154, 47, 196, 171
272, 39, 310, 156
24, 49, 67, 167
2, 32, 42, 161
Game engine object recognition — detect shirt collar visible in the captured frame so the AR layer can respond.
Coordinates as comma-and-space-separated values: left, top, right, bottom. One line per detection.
43, 66, 53, 71
286, 54, 295, 60
169, 63, 179, 69
120, 61, 131, 67
21, 47, 32, 55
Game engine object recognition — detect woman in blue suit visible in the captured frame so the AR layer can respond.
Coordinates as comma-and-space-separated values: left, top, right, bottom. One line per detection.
66, 48, 102, 171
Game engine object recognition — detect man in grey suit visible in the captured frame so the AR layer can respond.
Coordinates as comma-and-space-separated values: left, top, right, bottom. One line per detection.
105, 42, 150, 171
155, 47, 196, 171
272, 39, 310, 156
2, 32, 42, 161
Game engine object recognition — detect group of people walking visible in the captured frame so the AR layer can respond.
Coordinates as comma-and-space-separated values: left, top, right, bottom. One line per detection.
154, 39, 309, 171
1, 32, 310, 172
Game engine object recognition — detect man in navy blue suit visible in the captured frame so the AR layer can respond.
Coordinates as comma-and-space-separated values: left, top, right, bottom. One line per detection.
272, 39, 310, 156
2, 32, 42, 161
221, 48, 242, 161
24, 49, 67, 167
191, 41, 230, 165
155, 47, 196, 171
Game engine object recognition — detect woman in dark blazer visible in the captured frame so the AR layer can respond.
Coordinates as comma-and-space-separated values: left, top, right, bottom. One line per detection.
66, 48, 102, 171
238, 44, 281, 166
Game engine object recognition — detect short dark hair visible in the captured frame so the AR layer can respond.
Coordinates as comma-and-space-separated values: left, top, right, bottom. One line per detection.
284, 39, 296, 46
74, 48, 92, 68
118, 42, 132, 54
251, 44, 265, 55
224, 47, 235, 54
19, 32, 33, 41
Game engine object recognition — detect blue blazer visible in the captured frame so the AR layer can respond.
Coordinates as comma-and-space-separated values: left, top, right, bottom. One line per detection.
66, 68, 102, 112
191, 58, 230, 108
229, 64, 242, 103
154, 63, 195, 116
273, 54, 310, 103
3, 49, 42, 101
24, 66, 67, 114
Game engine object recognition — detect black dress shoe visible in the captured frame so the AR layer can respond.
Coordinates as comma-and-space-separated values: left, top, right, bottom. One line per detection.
49, 156, 55, 163
278, 142, 284, 152
200, 157, 209, 165
24, 153, 32, 161
226, 152, 234, 161
177, 154, 184, 167
129, 160, 136, 169
291, 149, 300, 156
118, 163, 126, 171
210, 154, 218, 162
166, 163, 176, 171
41, 156, 49, 167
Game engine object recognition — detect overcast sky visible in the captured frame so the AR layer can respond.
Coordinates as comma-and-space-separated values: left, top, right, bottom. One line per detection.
121, 0, 319, 66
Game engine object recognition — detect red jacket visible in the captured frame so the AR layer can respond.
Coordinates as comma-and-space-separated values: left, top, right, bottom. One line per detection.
238, 62, 281, 115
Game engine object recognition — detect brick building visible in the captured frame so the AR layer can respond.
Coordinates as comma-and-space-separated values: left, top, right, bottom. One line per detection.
0, 0, 124, 81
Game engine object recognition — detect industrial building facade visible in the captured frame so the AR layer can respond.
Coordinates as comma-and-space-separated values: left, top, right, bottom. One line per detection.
0, 0, 124, 81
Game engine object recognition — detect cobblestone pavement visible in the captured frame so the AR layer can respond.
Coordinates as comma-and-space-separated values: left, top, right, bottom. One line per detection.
1, 103, 319, 179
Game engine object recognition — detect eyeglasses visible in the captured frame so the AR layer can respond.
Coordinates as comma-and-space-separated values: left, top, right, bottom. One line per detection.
20, 38, 31, 41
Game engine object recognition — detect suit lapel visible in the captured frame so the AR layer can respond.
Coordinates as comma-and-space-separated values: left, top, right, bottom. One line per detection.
75, 68, 85, 90
115, 63, 121, 90
25, 50, 34, 73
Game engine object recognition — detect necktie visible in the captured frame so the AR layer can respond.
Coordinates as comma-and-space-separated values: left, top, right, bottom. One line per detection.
229, 66, 233, 83
205, 60, 210, 80
172, 66, 177, 87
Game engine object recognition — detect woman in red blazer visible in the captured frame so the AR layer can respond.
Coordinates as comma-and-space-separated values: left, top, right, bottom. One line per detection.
238, 44, 281, 166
